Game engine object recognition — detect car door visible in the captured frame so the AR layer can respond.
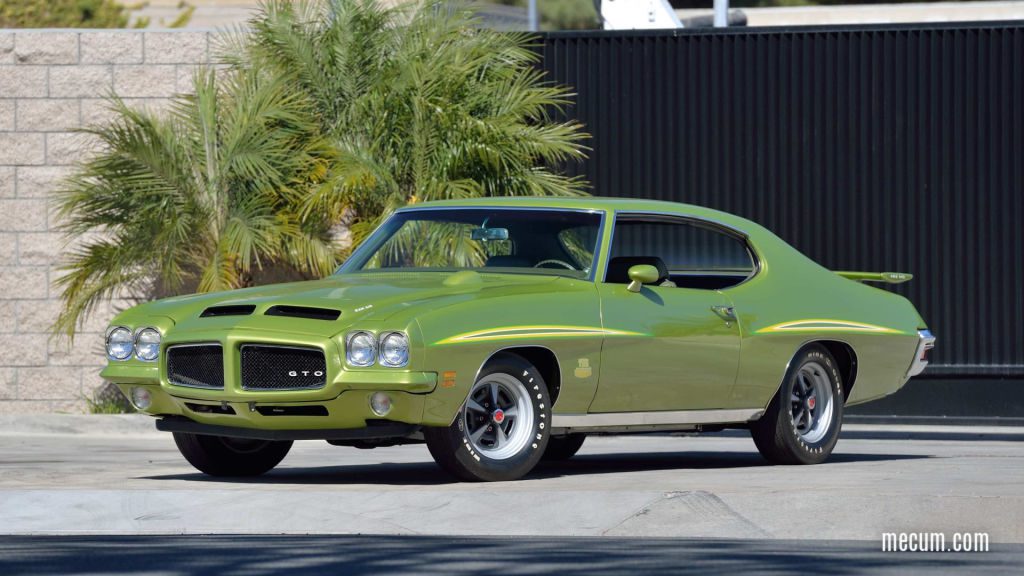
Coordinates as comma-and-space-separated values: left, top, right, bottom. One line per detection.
589, 214, 753, 412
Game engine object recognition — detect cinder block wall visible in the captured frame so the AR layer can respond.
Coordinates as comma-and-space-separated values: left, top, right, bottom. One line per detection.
0, 30, 212, 413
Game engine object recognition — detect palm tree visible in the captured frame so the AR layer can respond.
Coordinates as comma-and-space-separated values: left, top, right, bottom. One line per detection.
54, 0, 589, 338
53, 68, 335, 338
223, 0, 589, 246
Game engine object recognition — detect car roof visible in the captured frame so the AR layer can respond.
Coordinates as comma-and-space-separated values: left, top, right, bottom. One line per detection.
401, 197, 759, 235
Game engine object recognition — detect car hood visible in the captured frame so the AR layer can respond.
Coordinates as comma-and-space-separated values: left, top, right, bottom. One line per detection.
132, 271, 562, 338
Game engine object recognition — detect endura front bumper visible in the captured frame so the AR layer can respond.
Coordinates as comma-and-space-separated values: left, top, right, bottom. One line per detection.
155, 416, 419, 441
108, 378, 437, 431
101, 323, 447, 431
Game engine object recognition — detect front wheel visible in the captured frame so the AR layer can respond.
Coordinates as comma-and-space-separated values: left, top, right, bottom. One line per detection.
172, 433, 292, 477
424, 355, 551, 481
750, 344, 844, 464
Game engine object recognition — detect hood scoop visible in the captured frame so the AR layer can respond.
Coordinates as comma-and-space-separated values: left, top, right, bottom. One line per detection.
265, 305, 341, 321
200, 305, 256, 318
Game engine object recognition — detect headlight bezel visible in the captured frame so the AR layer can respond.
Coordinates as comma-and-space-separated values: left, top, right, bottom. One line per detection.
105, 326, 134, 361
345, 330, 378, 367
134, 327, 161, 362
378, 331, 410, 367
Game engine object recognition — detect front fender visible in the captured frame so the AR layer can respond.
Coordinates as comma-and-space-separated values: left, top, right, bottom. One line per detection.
413, 278, 604, 426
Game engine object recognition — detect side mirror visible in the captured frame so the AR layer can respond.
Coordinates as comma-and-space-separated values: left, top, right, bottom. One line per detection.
626, 264, 659, 293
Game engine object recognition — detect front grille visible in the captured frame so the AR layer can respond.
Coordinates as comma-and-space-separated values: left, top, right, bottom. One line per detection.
166, 344, 224, 389
240, 345, 327, 391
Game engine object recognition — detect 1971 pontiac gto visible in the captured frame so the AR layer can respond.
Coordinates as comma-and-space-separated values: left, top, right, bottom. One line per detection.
102, 198, 934, 481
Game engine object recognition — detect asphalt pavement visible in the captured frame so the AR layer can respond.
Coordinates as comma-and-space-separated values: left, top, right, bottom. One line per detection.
0, 415, 1021, 574
2, 534, 1022, 576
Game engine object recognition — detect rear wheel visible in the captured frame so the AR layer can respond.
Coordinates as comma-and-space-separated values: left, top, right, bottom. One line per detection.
424, 355, 551, 481
542, 433, 586, 461
172, 433, 292, 477
750, 344, 844, 464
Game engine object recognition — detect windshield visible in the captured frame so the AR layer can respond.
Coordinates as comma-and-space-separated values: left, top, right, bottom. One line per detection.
339, 208, 603, 279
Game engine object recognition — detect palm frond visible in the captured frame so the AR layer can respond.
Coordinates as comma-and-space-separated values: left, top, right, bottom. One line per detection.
54, 0, 588, 340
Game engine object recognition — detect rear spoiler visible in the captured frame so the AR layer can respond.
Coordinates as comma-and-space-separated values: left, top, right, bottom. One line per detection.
835, 271, 913, 284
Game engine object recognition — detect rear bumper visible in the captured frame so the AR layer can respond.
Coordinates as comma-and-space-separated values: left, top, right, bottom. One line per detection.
155, 415, 419, 441
906, 329, 936, 378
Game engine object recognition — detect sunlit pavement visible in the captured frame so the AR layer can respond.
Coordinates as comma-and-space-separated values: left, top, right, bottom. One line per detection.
0, 416, 1021, 574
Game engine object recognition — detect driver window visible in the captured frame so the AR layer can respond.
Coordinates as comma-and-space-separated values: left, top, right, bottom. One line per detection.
606, 216, 755, 290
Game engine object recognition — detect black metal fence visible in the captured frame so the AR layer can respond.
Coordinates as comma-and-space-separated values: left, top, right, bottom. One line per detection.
538, 22, 1024, 378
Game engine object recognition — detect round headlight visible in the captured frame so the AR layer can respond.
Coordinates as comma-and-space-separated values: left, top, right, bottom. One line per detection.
379, 332, 409, 367
106, 327, 133, 361
346, 331, 376, 367
134, 328, 161, 361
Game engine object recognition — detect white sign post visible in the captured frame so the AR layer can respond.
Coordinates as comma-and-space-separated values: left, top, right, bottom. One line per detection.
714, 0, 729, 27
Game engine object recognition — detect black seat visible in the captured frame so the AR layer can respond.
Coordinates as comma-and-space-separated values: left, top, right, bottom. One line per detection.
485, 255, 532, 268
605, 256, 670, 284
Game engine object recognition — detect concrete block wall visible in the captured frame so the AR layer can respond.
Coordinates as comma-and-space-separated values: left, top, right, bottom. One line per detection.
0, 30, 212, 413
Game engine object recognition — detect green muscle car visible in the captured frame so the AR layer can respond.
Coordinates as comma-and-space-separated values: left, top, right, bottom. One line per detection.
102, 198, 934, 481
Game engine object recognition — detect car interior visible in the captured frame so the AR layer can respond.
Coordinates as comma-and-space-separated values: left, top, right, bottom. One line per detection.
604, 216, 756, 290
362, 210, 754, 289
476, 215, 756, 289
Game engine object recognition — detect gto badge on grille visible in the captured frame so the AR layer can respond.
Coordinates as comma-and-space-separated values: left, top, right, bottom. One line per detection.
288, 370, 325, 377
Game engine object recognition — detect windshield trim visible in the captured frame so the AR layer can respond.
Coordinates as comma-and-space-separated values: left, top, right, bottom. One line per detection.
336, 206, 608, 282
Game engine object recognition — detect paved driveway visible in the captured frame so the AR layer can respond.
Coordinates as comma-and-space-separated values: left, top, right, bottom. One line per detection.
0, 417, 1020, 543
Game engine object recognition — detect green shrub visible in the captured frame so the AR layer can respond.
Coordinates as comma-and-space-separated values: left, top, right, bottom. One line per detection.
84, 383, 135, 414
0, 0, 130, 28
494, 0, 600, 30
0, 0, 195, 29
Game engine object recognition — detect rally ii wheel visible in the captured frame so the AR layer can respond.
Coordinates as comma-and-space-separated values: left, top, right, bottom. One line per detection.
750, 344, 844, 465
172, 433, 292, 477
424, 355, 551, 481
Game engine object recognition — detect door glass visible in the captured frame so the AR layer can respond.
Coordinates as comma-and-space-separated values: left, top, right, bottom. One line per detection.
608, 217, 754, 290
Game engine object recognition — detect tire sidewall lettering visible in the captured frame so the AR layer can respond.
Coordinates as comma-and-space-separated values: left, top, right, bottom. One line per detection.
454, 363, 550, 474
786, 348, 842, 455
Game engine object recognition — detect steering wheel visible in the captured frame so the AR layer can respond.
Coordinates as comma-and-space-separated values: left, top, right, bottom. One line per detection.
533, 259, 576, 271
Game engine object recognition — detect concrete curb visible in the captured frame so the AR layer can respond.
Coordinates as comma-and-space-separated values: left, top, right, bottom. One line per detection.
0, 414, 158, 436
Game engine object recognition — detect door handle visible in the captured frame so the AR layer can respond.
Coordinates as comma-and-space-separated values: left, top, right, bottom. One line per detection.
711, 305, 736, 322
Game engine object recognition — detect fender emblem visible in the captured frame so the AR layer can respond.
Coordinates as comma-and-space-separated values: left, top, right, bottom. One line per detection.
574, 358, 592, 379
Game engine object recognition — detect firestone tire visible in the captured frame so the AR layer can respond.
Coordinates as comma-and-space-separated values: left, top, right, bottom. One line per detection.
750, 344, 844, 465
172, 432, 292, 477
542, 434, 586, 461
424, 355, 551, 482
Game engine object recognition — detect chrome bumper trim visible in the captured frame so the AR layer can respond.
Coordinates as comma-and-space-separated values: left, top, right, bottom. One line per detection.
906, 329, 936, 378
